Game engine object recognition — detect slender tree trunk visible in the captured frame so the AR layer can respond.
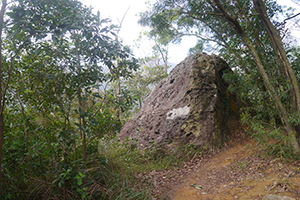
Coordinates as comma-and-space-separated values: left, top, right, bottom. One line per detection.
212, 0, 300, 153
0, 113, 4, 178
78, 94, 82, 139
242, 36, 300, 152
156, 42, 169, 68
77, 88, 87, 160
0, 0, 7, 183
116, 76, 121, 123
253, 0, 300, 138
253, 0, 300, 112
82, 117, 86, 160
114, 8, 129, 128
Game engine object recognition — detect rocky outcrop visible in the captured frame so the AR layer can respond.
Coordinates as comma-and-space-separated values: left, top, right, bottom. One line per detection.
118, 52, 238, 149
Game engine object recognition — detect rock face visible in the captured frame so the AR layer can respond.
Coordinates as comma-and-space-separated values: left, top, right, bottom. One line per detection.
118, 52, 237, 149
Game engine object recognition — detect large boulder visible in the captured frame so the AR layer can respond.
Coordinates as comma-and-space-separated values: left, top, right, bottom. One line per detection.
118, 52, 238, 149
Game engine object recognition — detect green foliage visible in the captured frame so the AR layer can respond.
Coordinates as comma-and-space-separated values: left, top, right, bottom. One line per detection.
241, 113, 300, 160
139, 0, 300, 154
98, 136, 208, 175
231, 161, 249, 172
123, 56, 170, 116
99, 137, 180, 173
140, 0, 298, 122
0, 0, 144, 199
1, 111, 151, 199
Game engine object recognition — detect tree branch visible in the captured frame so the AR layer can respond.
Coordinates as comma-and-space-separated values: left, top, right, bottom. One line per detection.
283, 12, 300, 25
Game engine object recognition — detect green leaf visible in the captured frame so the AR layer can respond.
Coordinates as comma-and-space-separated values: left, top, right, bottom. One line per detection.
93, 93, 102, 98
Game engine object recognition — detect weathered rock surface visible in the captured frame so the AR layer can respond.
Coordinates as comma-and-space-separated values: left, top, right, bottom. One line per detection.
118, 52, 237, 149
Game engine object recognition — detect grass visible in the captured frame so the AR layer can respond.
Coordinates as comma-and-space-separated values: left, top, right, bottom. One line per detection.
98, 137, 184, 174
232, 161, 249, 171
241, 114, 300, 161
2, 133, 202, 200
1, 137, 155, 200
94, 136, 207, 200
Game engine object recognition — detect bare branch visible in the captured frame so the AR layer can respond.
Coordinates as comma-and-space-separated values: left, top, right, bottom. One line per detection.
291, 0, 300, 7
283, 12, 300, 24
116, 6, 131, 39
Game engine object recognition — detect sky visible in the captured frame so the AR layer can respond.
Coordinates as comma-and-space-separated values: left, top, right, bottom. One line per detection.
81, 0, 300, 65
82, 0, 197, 64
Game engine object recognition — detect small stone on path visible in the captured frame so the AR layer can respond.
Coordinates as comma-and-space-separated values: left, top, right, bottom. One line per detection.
262, 194, 295, 200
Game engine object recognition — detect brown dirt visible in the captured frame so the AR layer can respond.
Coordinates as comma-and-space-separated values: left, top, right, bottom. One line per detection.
136, 124, 300, 199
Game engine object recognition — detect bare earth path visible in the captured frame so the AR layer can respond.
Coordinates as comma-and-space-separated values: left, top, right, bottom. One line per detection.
170, 138, 300, 200
137, 127, 300, 199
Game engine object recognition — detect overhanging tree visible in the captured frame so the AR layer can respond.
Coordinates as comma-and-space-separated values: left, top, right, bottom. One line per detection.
139, 0, 300, 153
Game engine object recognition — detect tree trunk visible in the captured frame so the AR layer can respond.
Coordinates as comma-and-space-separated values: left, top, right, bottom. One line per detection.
77, 88, 87, 160
0, 0, 7, 183
212, 0, 300, 153
243, 36, 300, 153
253, 0, 300, 113
0, 113, 4, 180
78, 95, 82, 139
116, 77, 121, 123
82, 118, 86, 161
253, 0, 300, 146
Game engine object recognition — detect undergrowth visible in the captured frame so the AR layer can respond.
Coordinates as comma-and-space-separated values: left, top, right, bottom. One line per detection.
1, 137, 152, 200
1, 134, 202, 199
1, 129, 206, 200
241, 112, 300, 161
98, 136, 194, 174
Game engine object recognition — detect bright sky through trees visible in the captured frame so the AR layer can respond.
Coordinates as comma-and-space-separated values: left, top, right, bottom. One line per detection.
82, 0, 198, 64
82, 0, 300, 64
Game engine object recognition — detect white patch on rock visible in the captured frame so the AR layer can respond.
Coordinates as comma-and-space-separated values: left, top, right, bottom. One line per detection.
166, 106, 190, 120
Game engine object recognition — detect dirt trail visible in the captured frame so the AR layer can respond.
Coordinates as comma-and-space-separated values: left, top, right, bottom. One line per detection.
168, 137, 300, 200
172, 139, 255, 200
136, 121, 300, 199
142, 136, 300, 200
